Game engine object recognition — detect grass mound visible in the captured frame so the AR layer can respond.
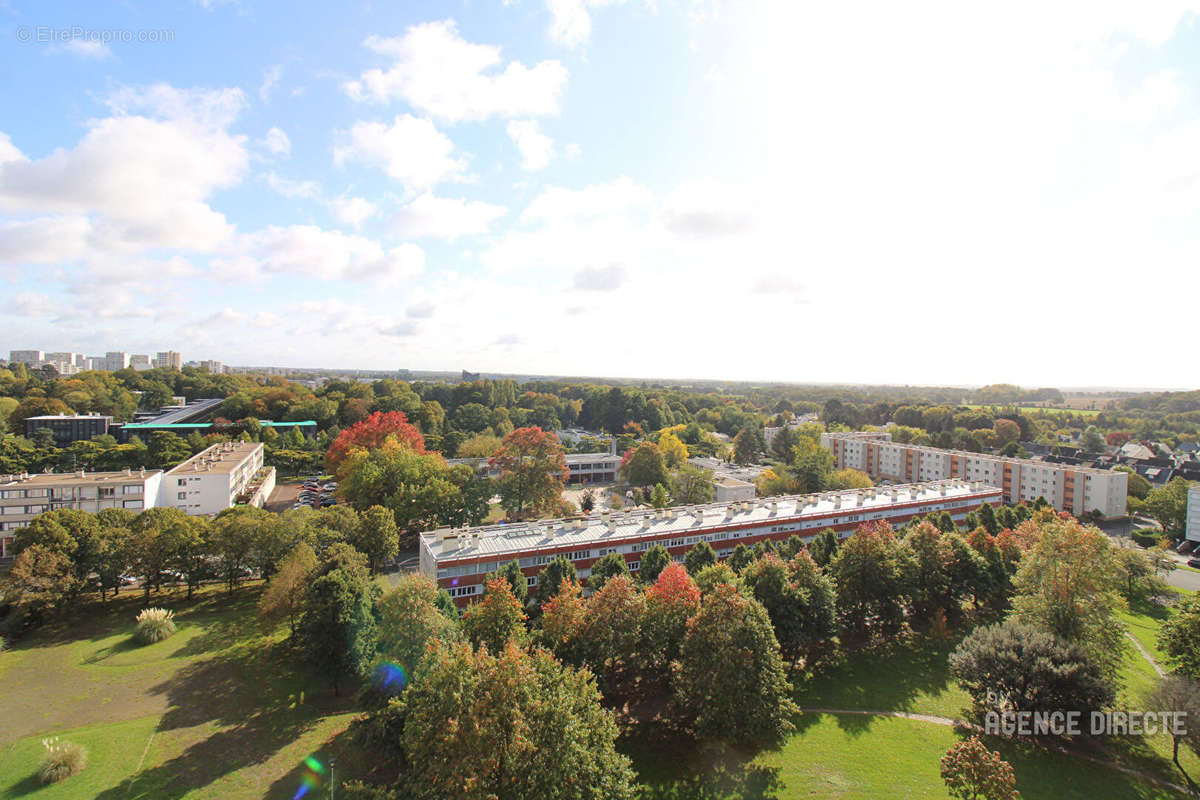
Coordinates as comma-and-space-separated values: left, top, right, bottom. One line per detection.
134, 607, 177, 644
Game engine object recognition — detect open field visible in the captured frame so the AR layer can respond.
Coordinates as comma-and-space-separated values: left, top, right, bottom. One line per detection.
962, 403, 1101, 417
0, 584, 362, 799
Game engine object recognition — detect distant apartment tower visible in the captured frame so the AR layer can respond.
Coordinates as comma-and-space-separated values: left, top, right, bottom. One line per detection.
8, 350, 43, 366
0, 468, 163, 558
198, 360, 225, 374
821, 431, 1128, 519
104, 351, 129, 371
44, 352, 82, 375
1187, 484, 1200, 544
160, 441, 274, 515
129, 354, 152, 371
155, 351, 182, 370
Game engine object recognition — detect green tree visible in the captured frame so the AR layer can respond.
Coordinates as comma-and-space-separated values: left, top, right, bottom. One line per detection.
649, 483, 670, 509
491, 427, 568, 519
147, 430, 191, 468
209, 506, 263, 594
8, 544, 80, 619
463, 577, 527, 654
732, 427, 759, 465
729, 543, 754, 572
486, 559, 529, 604
351, 505, 399, 574
742, 551, 837, 655
1149, 675, 1200, 790
536, 556, 578, 603
809, 528, 839, 567
830, 522, 914, 636
1159, 595, 1200, 680
589, 551, 629, 591
978, 503, 999, 536
950, 620, 1113, 725
375, 573, 462, 691
788, 446, 834, 493
1081, 425, 1105, 452
1142, 477, 1191, 534
669, 463, 714, 505
676, 583, 797, 745
637, 544, 670, 584
258, 542, 318, 635
397, 641, 636, 800
940, 736, 1020, 800
296, 563, 378, 695
693, 562, 739, 595
620, 441, 669, 487
684, 541, 716, 574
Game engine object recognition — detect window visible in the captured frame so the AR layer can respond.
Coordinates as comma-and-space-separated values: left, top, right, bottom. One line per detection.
667, 538, 685, 548
628, 560, 640, 571
123, 484, 140, 494
177, 492, 187, 500
568, 550, 592, 561
448, 585, 479, 598
98, 487, 115, 498
526, 575, 538, 586
631, 541, 650, 553
177, 478, 187, 486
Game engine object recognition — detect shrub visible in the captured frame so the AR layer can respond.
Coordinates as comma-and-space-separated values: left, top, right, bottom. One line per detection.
38, 737, 87, 784
134, 607, 176, 644
1132, 528, 1164, 549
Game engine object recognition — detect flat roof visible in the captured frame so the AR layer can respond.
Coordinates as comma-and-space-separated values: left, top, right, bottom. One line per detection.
120, 420, 316, 430
0, 469, 162, 488
165, 441, 262, 477
422, 479, 998, 563
24, 414, 112, 422
565, 453, 621, 464
713, 475, 755, 487
134, 398, 224, 426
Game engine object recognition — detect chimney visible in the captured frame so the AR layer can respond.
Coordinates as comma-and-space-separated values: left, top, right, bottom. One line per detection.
609, 437, 617, 456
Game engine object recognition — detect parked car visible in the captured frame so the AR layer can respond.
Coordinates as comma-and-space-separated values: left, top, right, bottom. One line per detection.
1188, 558, 1200, 569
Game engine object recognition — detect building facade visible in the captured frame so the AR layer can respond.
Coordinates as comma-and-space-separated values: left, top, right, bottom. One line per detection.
821, 431, 1128, 519
160, 442, 273, 515
565, 453, 622, 484
713, 475, 757, 502
1187, 484, 1200, 544
421, 479, 1002, 605
23, 414, 113, 445
0, 469, 163, 558
155, 351, 182, 370
104, 352, 129, 371
8, 350, 43, 366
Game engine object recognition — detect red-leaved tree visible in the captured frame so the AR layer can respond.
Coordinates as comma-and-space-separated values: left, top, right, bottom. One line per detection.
489, 427, 568, 519
326, 411, 426, 473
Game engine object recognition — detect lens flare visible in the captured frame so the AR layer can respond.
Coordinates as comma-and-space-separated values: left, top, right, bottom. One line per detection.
292, 755, 327, 799
372, 661, 409, 692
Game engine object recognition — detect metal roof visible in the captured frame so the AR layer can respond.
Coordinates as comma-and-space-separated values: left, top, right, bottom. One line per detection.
422, 479, 997, 563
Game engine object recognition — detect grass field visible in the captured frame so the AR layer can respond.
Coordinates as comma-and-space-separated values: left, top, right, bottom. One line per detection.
962, 403, 1101, 417
0, 584, 361, 799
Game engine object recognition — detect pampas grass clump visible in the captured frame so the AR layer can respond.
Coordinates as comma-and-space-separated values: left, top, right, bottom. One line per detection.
135, 607, 176, 644
38, 737, 87, 784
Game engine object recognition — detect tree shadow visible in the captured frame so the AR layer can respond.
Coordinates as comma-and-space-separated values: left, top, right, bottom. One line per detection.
620, 726, 782, 800
793, 632, 967, 734
263, 723, 364, 799
79, 634, 143, 664
6, 772, 44, 797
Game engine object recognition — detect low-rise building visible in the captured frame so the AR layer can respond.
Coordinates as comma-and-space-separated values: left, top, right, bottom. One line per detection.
713, 475, 757, 502
565, 453, 622, 484
23, 413, 113, 445
822, 431, 1128, 519
0, 468, 163, 558
160, 442, 272, 515
421, 479, 1001, 605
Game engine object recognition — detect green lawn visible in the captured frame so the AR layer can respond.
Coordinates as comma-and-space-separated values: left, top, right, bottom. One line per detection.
0, 584, 360, 799
962, 404, 1101, 417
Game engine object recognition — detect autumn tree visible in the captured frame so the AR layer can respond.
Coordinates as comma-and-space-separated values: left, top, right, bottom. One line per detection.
536, 556, 578, 604
830, 522, 915, 636
657, 431, 689, 468
676, 583, 797, 746
325, 410, 426, 472
642, 562, 701, 677
670, 463, 714, 505
684, 541, 716, 574
1159, 595, 1200, 680
8, 545, 79, 620
940, 736, 1020, 800
258, 542, 318, 635
637, 544, 671, 584
589, 551, 630, 591
649, 483, 670, 508
486, 559, 529, 604
375, 573, 462, 690
742, 551, 837, 655
581, 575, 646, 699
491, 427, 569, 519
463, 577, 527, 654
693, 562, 739, 595
397, 642, 636, 800
349, 505, 399, 574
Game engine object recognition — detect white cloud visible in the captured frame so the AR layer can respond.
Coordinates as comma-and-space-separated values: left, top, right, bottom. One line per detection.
261, 126, 291, 156
329, 195, 378, 229
259, 64, 283, 102
392, 192, 506, 240
264, 172, 319, 199
572, 264, 625, 291
343, 20, 568, 122
104, 83, 247, 130
59, 39, 112, 59
335, 114, 466, 192
506, 119, 555, 170
659, 179, 755, 237
545, 0, 627, 47
218, 225, 425, 284
520, 177, 651, 223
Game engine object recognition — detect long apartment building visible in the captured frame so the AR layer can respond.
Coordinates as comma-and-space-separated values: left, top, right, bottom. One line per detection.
421, 479, 1002, 605
821, 431, 1127, 519
161, 441, 274, 516
0, 468, 164, 558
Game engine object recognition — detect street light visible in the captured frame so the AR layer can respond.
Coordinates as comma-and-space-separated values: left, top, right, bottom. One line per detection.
329, 758, 337, 800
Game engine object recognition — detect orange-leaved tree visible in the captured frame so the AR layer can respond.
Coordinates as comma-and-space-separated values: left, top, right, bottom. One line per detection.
325, 411, 426, 473
489, 426, 567, 519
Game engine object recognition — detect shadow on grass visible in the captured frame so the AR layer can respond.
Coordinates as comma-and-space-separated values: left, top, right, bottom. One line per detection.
263, 722, 363, 799
620, 724, 782, 800
7, 772, 43, 797
793, 632, 967, 735
80, 634, 143, 664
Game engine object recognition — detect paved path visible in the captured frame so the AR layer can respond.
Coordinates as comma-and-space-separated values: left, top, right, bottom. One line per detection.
798, 708, 1192, 796
1126, 631, 1166, 678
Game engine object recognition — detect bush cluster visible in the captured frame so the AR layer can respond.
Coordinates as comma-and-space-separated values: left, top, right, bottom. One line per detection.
134, 607, 176, 644
38, 737, 87, 784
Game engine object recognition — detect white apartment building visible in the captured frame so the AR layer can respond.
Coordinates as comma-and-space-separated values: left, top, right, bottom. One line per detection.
821, 431, 1128, 519
155, 351, 182, 370
713, 475, 757, 502
8, 350, 43, 366
129, 354, 152, 371
160, 442, 274, 515
104, 351, 129, 371
0, 468, 164, 558
1187, 484, 1200, 544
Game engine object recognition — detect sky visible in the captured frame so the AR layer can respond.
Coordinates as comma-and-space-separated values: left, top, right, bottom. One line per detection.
1, 1, 1199, 388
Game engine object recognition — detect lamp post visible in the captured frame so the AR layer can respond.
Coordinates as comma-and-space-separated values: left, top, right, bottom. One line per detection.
329, 758, 337, 800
